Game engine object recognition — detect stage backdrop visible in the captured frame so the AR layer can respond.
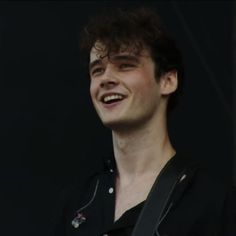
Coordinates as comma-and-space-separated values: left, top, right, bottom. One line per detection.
0, 2, 234, 236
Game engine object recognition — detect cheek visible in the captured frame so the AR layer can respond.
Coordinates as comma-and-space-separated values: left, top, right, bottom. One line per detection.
129, 72, 156, 93
89, 80, 97, 100
89, 86, 98, 108
89, 83, 93, 96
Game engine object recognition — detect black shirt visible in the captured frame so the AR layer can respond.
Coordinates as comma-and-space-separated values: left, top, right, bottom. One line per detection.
105, 201, 144, 236
68, 161, 145, 236
52, 154, 236, 236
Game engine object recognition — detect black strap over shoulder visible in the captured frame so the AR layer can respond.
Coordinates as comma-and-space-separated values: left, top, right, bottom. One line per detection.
131, 155, 198, 236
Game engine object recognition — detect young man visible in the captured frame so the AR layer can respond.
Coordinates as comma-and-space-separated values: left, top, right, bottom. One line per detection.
53, 7, 235, 236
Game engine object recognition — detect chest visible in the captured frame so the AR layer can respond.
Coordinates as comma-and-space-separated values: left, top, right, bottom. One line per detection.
114, 178, 154, 221
65, 170, 223, 236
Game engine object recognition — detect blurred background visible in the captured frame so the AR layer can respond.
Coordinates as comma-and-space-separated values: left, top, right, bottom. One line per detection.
0, 1, 235, 235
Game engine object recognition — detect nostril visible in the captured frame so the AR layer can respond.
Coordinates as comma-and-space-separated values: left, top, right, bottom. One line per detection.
100, 80, 117, 88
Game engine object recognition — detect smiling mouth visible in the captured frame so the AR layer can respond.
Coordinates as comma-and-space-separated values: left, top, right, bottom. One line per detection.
101, 94, 125, 104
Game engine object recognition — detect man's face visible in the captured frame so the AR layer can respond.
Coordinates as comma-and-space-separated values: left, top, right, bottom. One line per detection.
89, 43, 168, 130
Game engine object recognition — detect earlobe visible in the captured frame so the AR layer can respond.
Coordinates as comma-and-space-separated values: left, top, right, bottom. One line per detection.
160, 70, 178, 95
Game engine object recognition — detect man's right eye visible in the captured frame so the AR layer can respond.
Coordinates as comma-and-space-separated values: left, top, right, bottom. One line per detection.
91, 67, 104, 76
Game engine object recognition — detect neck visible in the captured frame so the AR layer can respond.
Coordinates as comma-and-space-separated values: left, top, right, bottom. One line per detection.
112, 114, 175, 182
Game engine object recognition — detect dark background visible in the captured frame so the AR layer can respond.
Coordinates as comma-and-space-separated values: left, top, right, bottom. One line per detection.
0, 1, 234, 235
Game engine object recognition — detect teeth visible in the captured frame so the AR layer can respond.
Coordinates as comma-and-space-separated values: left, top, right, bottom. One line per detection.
103, 94, 123, 103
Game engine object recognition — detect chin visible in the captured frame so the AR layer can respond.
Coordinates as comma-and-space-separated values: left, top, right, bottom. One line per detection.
100, 117, 123, 128
101, 117, 141, 132
101, 119, 123, 128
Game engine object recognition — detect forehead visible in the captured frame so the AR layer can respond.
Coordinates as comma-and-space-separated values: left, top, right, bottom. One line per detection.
90, 43, 107, 62
89, 42, 150, 62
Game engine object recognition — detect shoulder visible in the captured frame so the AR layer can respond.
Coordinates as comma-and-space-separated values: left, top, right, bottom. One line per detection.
160, 156, 236, 235
173, 154, 231, 196
170, 154, 234, 215
182, 161, 232, 203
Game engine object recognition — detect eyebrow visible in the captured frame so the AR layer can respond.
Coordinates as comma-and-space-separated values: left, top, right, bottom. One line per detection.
110, 54, 140, 63
89, 54, 140, 72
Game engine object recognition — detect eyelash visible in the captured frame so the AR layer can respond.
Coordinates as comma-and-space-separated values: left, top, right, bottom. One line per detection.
91, 67, 104, 76
119, 63, 135, 69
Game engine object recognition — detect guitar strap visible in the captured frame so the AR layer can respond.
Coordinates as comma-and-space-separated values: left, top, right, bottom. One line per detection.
131, 155, 198, 236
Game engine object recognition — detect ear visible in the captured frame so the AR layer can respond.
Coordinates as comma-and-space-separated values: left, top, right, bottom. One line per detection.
159, 70, 178, 95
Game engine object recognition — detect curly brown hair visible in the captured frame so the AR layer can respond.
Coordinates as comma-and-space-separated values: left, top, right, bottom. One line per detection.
80, 7, 184, 110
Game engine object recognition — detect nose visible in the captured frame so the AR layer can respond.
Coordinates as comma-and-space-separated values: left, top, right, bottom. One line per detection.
100, 67, 119, 89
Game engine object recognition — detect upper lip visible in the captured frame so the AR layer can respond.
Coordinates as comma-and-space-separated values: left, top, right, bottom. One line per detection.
99, 92, 127, 102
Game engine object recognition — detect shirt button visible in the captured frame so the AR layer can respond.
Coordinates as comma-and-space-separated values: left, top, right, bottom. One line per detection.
108, 187, 114, 194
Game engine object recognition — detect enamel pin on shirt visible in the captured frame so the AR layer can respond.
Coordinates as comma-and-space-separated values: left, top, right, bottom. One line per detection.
71, 212, 86, 228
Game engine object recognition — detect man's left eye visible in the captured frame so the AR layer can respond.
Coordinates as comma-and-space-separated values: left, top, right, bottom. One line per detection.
119, 64, 134, 69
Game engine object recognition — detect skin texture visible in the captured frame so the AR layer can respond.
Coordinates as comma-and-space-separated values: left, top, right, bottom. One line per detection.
90, 44, 176, 131
89, 42, 178, 220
